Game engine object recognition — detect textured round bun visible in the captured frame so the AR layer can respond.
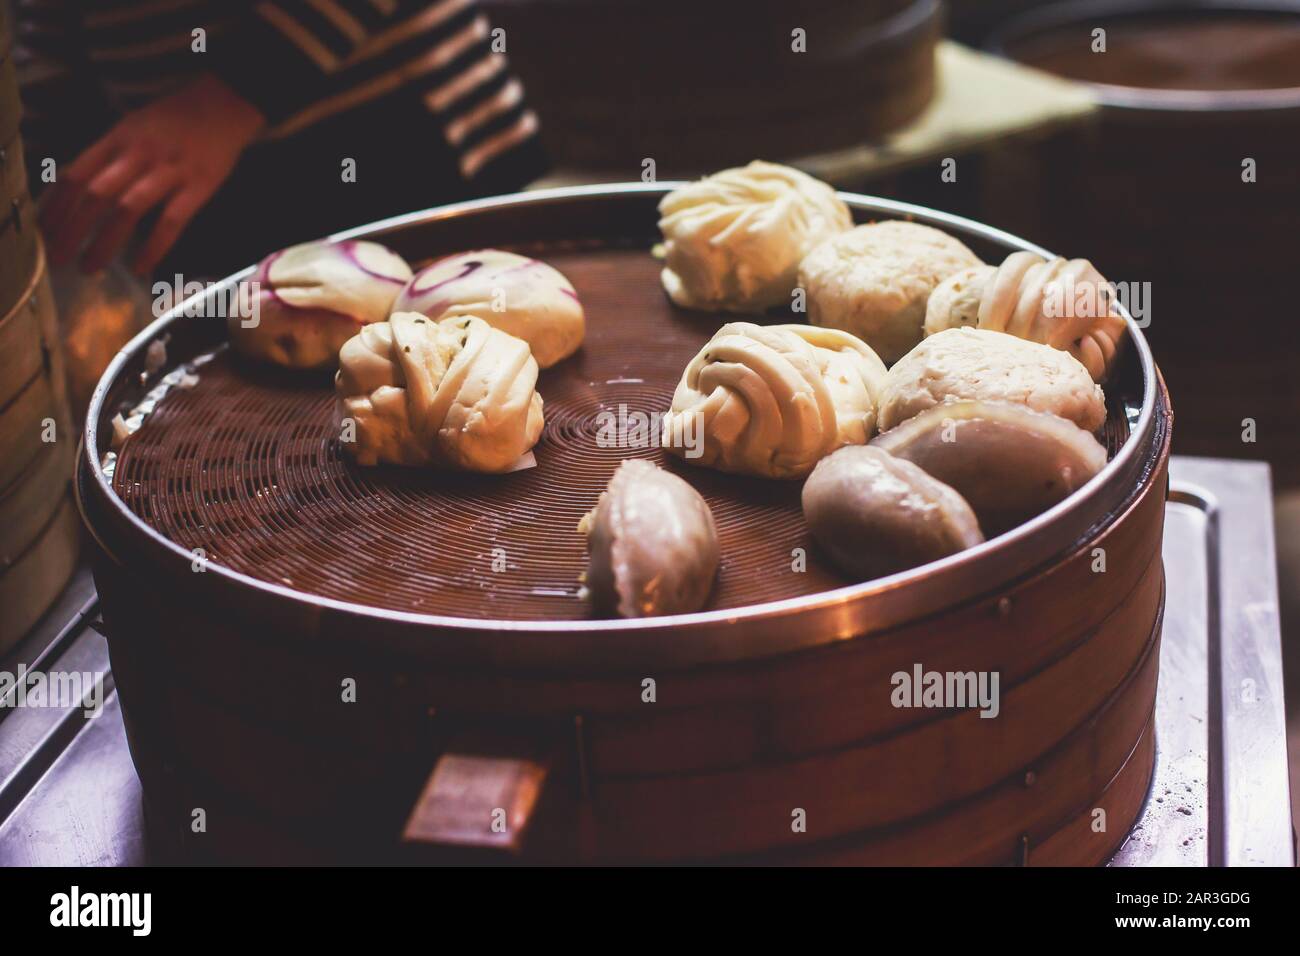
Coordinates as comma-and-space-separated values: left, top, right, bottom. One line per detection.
877, 327, 1106, 433
658, 160, 852, 313
392, 250, 585, 368
579, 459, 719, 618
923, 265, 996, 337
231, 240, 412, 369
802, 445, 984, 581
798, 220, 983, 365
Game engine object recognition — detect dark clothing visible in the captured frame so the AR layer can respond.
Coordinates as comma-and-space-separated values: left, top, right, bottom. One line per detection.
14, 0, 547, 274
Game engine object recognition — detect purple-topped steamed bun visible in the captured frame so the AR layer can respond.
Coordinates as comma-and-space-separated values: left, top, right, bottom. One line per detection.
392, 249, 585, 368
230, 240, 413, 369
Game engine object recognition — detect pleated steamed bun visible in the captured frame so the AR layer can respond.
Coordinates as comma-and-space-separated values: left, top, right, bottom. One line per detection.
392, 250, 585, 368
661, 322, 887, 479
658, 161, 852, 313
798, 220, 983, 364
335, 312, 543, 472
924, 251, 1126, 381
231, 239, 412, 369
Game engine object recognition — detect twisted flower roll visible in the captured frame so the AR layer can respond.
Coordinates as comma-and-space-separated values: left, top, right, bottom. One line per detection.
335, 312, 543, 472
657, 161, 852, 313
662, 322, 886, 479
924, 251, 1126, 381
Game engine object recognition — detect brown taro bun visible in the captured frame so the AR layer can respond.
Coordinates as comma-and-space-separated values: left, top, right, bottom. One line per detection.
579, 459, 719, 618
871, 399, 1107, 535
802, 445, 984, 580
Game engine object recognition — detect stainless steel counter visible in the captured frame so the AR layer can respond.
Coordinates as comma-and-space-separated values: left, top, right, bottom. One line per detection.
0, 457, 1292, 866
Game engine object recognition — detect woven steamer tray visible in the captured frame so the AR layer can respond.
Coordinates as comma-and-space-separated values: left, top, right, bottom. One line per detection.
79, 185, 1172, 864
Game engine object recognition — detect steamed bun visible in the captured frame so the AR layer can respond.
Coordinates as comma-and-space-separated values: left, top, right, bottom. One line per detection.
392, 250, 584, 368
798, 220, 983, 364
335, 312, 543, 472
661, 322, 887, 479
231, 240, 412, 369
923, 265, 996, 336
876, 327, 1106, 433
580, 459, 719, 618
658, 161, 852, 313
872, 400, 1107, 535
924, 251, 1126, 381
803, 445, 984, 580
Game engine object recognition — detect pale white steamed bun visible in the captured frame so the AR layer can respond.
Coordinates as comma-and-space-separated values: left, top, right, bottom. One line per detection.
876, 327, 1106, 433
658, 161, 852, 313
798, 220, 983, 364
335, 312, 543, 472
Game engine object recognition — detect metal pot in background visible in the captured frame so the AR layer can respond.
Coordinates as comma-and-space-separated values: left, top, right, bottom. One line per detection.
983, 0, 1300, 486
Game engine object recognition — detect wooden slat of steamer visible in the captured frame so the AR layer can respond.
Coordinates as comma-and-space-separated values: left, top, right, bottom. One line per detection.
0, 51, 20, 149
133, 438, 1167, 761
113, 479, 1160, 778
106, 583, 1160, 864
132, 718, 1158, 867
0, 432, 74, 566
1, 134, 27, 203
0, 192, 39, 323
0, 243, 60, 415
589, 532, 1164, 775
782, 712, 1158, 867
109, 547, 1158, 844
0, 371, 69, 494
1027, 719, 1157, 867
0, 496, 79, 654
585, 563, 1163, 862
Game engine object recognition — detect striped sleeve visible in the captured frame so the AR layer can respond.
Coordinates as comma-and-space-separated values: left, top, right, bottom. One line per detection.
210, 0, 544, 183
209, 0, 424, 123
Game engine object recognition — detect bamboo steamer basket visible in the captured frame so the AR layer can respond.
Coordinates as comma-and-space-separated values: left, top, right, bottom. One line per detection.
0, 9, 78, 652
0, 249, 79, 651
485, 0, 940, 173
1, 17, 38, 321
77, 186, 1172, 865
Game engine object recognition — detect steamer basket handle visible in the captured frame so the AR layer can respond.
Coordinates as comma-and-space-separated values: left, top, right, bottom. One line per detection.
402, 733, 553, 859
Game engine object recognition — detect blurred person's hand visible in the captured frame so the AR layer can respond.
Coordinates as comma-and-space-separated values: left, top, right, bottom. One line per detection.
41, 73, 265, 276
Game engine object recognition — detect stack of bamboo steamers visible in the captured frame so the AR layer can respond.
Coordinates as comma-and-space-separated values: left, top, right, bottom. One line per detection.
0, 2, 78, 653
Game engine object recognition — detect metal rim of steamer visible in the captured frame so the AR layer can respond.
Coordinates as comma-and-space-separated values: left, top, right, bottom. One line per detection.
77, 183, 1162, 668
